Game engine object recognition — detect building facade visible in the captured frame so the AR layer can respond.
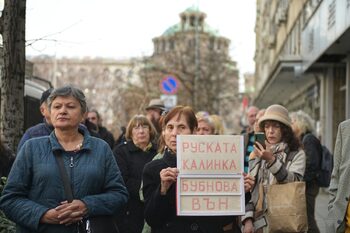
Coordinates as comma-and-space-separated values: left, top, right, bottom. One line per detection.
30, 56, 144, 136
254, 0, 350, 149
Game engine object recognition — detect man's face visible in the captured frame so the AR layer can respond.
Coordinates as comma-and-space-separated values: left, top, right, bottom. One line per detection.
87, 112, 99, 125
146, 108, 161, 122
247, 107, 259, 127
40, 103, 51, 124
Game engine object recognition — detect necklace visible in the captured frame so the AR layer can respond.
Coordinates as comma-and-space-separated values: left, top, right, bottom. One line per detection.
74, 142, 83, 152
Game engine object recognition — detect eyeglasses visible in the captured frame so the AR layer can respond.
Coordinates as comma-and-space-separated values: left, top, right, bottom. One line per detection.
133, 125, 149, 131
88, 117, 97, 121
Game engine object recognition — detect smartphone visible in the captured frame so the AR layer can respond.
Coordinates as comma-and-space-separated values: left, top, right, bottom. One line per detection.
254, 132, 266, 148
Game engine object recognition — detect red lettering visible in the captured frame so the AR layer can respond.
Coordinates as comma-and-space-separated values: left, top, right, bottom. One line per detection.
190, 160, 197, 170
216, 181, 222, 191
207, 180, 214, 191
183, 159, 189, 169
192, 198, 200, 210
182, 180, 188, 191
204, 198, 215, 210
206, 142, 213, 153
199, 181, 205, 191
207, 160, 213, 169
190, 180, 197, 192
231, 143, 237, 153
223, 142, 229, 152
222, 160, 229, 170
214, 159, 221, 169
199, 142, 205, 153
215, 143, 221, 153
190, 142, 197, 153
182, 142, 189, 153
223, 181, 229, 192
231, 182, 238, 192
230, 160, 237, 170
199, 160, 205, 170
218, 197, 228, 210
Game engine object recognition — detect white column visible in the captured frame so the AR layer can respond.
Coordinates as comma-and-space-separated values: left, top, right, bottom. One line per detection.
346, 55, 350, 119
323, 67, 334, 151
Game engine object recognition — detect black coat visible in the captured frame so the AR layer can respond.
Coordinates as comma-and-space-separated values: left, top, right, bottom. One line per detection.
99, 126, 115, 149
142, 149, 234, 233
113, 141, 158, 233
302, 133, 322, 182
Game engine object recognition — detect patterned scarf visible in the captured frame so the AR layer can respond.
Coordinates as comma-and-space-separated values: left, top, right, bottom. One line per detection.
262, 142, 289, 185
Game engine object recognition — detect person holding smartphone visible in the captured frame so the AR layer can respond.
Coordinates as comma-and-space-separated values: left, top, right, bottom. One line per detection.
242, 104, 306, 233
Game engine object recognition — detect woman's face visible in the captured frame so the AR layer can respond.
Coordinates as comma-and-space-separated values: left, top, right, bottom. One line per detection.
196, 120, 213, 135
51, 95, 84, 131
291, 118, 301, 138
264, 120, 282, 144
131, 123, 151, 146
163, 113, 192, 152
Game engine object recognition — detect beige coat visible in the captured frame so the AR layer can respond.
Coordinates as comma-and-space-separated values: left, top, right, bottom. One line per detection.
327, 119, 350, 232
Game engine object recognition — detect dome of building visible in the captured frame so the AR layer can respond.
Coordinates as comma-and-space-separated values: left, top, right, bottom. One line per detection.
162, 6, 220, 37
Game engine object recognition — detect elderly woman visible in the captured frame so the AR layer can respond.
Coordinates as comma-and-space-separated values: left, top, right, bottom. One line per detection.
242, 104, 306, 233
113, 115, 158, 233
290, 110, 321, 233
142, 105, 254, 233
196, 114, 215, 135
0, 85, 128, 233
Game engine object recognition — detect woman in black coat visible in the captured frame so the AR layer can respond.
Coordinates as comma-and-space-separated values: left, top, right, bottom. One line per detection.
290, 110, 321, 233
142, 106, 254, 233
113, 115, 158, 233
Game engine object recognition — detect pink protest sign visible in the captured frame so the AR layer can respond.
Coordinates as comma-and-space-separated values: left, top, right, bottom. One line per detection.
176, 135, 245, 216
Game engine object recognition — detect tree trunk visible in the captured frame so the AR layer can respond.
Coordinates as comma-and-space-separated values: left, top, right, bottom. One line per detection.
0, 0, 26, 152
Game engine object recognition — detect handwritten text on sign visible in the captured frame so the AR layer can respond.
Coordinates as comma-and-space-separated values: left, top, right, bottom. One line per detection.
176, 135, 244, 216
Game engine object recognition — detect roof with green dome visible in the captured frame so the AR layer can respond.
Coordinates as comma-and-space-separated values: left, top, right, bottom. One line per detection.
162, 7, 220, 37
183, 6, 200, 13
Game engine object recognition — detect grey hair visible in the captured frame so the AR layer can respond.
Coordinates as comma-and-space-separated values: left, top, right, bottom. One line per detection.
290, 110, 315, 134
48, 85, 87, 113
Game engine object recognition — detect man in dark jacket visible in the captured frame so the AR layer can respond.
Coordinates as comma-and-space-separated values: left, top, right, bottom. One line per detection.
17, 88, 53, 152
87, 109, 115, 149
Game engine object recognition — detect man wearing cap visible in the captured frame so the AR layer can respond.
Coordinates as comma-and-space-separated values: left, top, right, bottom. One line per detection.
17, 88, 53, 151
145, 99, 166, 135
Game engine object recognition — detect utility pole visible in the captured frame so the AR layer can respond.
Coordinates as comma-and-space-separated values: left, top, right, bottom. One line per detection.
194, 6, 200, 111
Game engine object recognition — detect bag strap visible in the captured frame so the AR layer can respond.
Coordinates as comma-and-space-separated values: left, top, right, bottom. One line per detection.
53, 150, 74, 203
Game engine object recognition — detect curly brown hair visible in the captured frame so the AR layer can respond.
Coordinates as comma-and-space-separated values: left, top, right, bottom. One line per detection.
261, 120, 300, 151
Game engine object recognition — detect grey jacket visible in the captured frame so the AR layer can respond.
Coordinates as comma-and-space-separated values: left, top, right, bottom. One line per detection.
327, 119, 350, 233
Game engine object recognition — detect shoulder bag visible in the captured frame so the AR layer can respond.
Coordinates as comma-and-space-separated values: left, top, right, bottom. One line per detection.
53, 150, 119, 233
265, 151, 308, 233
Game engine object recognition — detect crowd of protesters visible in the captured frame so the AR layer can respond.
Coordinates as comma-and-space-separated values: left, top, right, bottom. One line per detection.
0, 84, 348, 233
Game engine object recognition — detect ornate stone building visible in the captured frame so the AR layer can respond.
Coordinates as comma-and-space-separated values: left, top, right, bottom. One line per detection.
141, 7, 241, 133
30, 56, 143, 136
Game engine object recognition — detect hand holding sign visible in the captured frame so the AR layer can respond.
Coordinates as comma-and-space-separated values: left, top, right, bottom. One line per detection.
243, 173, 255, 193
160, 167, 179, 195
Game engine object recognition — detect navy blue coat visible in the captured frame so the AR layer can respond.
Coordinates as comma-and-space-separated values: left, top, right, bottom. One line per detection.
0, 128, 128, 233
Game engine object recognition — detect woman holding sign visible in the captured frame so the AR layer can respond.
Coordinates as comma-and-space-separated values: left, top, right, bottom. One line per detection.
242, 104, 306, 233
142, 105, 253, 233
